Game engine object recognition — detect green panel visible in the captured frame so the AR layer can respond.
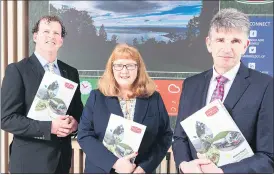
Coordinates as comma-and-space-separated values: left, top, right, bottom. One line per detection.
220, 0, 273, 15
79, 77, 99, 105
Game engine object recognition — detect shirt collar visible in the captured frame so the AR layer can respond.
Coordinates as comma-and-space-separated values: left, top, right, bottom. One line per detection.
212, 62, 241, 82
34, 51, 58, 68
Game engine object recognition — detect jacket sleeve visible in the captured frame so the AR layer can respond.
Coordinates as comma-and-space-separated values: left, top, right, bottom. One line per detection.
1, 63, 52, 140
221, 79, 274, 173
77, 90, 118, 173
138, 93, 173, 173
172, 79, 193, 168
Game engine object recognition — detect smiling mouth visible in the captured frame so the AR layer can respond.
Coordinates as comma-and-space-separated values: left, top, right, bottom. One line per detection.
120, 76, 130, 79
46, 41, 55, 45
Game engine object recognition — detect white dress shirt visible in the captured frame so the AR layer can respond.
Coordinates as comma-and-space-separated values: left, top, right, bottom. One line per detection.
206, 63, 241, 105
34, 51, 61, 76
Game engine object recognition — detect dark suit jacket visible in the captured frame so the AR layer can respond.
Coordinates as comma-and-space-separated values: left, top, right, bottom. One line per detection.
172, 63, 273, 173
1, 53, 83, 173
77, 89, 173, 173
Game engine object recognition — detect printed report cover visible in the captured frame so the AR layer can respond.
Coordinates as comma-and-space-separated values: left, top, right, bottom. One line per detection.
103, 114, 146, 162
27, 71, 78, 121
180, 99, 254, 167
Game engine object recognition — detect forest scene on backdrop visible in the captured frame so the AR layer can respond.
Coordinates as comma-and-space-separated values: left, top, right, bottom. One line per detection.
49, 1, 219, 72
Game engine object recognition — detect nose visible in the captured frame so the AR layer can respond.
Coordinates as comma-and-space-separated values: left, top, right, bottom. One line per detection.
222, 42, 232, 52
121, 66, 128, 73
47, 32, 54, 39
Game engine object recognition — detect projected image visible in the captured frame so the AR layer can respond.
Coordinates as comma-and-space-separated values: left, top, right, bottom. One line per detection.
51, 1, 201, 44
49, 1, 219, 72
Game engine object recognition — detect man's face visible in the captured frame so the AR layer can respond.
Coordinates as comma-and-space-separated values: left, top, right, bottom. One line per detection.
206, 28, 250, 73
33, 19, 63, 53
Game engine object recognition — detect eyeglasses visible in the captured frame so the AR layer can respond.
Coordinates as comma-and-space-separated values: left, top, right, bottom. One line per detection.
113, 64, 137, 71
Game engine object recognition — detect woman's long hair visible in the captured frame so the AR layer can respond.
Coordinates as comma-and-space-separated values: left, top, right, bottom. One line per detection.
98, 43, 156, 98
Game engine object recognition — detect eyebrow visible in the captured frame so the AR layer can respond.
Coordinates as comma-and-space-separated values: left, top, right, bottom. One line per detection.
215, 37, 242, 42
113, 63, 136, 64
232, 38, 241, 42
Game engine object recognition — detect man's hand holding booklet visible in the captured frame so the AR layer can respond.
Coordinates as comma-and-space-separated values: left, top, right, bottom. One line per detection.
180, 99, 254, 167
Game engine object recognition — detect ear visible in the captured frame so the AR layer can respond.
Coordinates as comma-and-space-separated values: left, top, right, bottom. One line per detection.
242, 39, 250, 55
33, 33, 37, 43
60, 37, 64, 47
205, 36, 212, 53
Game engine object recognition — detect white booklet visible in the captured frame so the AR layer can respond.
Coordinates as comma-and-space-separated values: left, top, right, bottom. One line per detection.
103, 114, 146, 162
180, 99, 254, 167
27, 71, 78, 121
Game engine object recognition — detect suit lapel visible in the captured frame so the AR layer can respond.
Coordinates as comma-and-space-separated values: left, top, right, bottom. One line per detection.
28, 55, 70, 83
133, 97, 149, 123
105, 97, 124, 117
28, 53, 45, 84
224, 63, 250, 112
57, 60, 69, 79
202, 70, 213, 107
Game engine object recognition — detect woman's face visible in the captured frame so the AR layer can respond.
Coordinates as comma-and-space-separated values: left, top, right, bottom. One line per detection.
112, 58, 138, 90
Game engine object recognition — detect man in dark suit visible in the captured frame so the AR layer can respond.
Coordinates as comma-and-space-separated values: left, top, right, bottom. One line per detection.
1, 15, 83, 173
172, 8, 273, 173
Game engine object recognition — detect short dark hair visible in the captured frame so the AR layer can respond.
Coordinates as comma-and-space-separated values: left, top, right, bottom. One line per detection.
32, 15, 67, 38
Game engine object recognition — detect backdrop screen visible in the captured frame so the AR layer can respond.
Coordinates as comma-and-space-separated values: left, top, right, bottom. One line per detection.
28, 1, 272, 129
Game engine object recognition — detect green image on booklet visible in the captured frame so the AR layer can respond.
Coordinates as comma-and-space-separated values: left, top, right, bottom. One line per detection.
103, 114, 146, 163
28, 72, 78, 121
180, 99, 254, 167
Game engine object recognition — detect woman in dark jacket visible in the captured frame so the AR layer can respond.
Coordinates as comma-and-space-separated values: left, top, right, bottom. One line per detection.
77, 44, 173, 173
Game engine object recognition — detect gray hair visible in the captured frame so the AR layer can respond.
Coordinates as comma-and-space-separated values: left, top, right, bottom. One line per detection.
208, 8, 250, 38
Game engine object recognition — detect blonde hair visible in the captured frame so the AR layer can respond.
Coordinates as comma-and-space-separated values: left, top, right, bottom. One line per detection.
98, 43, 156, 98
